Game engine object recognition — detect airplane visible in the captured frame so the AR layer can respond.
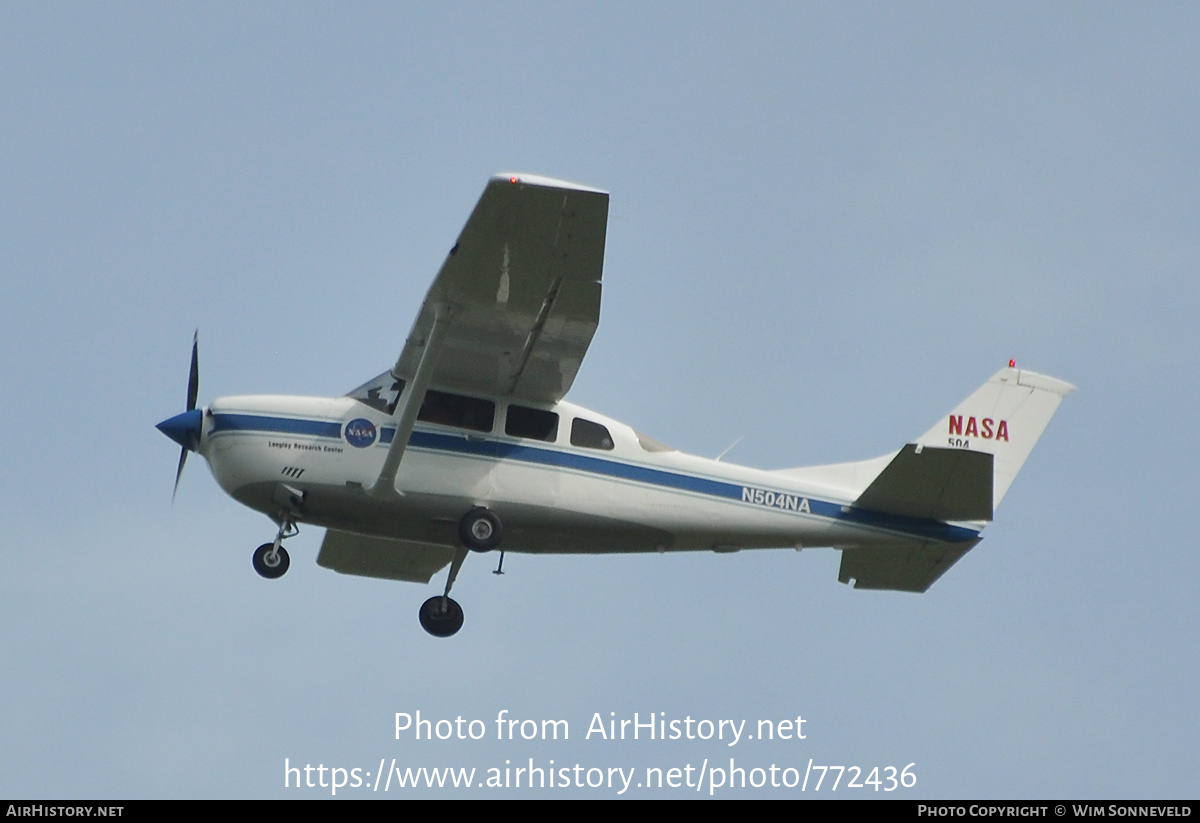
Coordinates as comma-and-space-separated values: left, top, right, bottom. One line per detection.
156, 173, 1074, 638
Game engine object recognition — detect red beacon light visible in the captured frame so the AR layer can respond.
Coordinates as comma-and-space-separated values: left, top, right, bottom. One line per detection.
510, 176, 519, 184
1009, 359, 1016, 368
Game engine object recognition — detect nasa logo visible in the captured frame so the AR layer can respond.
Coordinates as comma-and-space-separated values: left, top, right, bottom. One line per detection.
949, 415, 1009, 441
344, 418, 378, 448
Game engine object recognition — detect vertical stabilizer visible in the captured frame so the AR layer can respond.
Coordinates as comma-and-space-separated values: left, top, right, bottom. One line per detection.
915, 366, 1075, 511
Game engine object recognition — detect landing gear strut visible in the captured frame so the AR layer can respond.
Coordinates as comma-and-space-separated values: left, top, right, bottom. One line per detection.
418, 507, 504, 638
252, 516, 296, 579
420, 541, 469, 638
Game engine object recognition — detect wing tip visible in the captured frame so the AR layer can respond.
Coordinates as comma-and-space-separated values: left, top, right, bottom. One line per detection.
492, 172, 608, 195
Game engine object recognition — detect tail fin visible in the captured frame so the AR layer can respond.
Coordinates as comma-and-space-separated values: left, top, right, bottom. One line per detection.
840, 367, 1075, 592
838, 365, 1073, 593
851, 365, 1074, 524
913, 365, 1075, 513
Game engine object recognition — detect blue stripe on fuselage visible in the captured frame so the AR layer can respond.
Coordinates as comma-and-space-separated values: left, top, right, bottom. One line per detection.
210, 413, 342, 439
209, 412, 980, 543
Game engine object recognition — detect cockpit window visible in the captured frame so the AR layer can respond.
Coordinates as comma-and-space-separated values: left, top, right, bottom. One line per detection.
347, 371, 405, 414
571, 417, 614, 450
418, 390, 495, 433
506, 405, 559, 442
349, 374, 494, 433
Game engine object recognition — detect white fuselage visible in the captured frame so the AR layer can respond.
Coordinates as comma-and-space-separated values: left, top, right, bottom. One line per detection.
197, 392, 979, 556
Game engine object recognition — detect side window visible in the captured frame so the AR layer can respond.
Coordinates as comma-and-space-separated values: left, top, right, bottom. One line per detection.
571, 417, 614, 450
418, 390, 495, 433
506, 405, 559, 442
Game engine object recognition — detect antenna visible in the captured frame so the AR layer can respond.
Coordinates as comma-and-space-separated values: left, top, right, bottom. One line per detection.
715, 435, 745, 462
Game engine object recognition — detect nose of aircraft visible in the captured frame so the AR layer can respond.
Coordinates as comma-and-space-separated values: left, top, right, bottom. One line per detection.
157, 408, 203, 451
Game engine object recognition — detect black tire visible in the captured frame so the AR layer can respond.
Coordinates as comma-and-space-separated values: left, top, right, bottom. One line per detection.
458, 507, 503, 552
419, 596, 464, 637
252, 543, 290, 579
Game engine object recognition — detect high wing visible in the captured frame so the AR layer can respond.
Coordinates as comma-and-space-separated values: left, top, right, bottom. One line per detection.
394, 173, 609, 404
366, 174, 608, 498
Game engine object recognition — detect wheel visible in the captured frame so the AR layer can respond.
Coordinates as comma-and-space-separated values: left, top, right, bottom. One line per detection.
459, 507, 503, 552
419, 596, 464, 637
252, 543, 290, 579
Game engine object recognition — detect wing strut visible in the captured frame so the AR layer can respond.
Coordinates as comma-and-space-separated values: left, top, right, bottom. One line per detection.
369, 306, 453, 498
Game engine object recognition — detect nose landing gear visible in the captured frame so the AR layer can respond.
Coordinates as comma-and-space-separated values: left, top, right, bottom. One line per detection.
252, 542, 290, 578
252, 515, 297, 580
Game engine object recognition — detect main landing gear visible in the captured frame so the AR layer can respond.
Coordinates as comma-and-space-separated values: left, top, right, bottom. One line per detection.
418, 594, 465, 637
459, 506, 503, 551
418, 506, 504, 639
252, 516, 296, 579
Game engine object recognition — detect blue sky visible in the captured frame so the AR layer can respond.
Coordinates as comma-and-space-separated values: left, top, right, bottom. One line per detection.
2, 4, 1197, 798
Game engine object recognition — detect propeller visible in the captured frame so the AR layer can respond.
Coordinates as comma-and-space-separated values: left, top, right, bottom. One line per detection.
156, 330, 203, 501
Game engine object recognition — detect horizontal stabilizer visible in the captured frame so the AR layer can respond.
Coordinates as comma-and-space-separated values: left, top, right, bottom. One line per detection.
855, 444, 994, 522
317, 529, 455, 584
838, 540, 979, 593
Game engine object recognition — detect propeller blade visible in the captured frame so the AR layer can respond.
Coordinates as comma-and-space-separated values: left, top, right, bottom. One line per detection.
173, 447, 188, 503
161, 330, 201, 503
186, 329, 199, 411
